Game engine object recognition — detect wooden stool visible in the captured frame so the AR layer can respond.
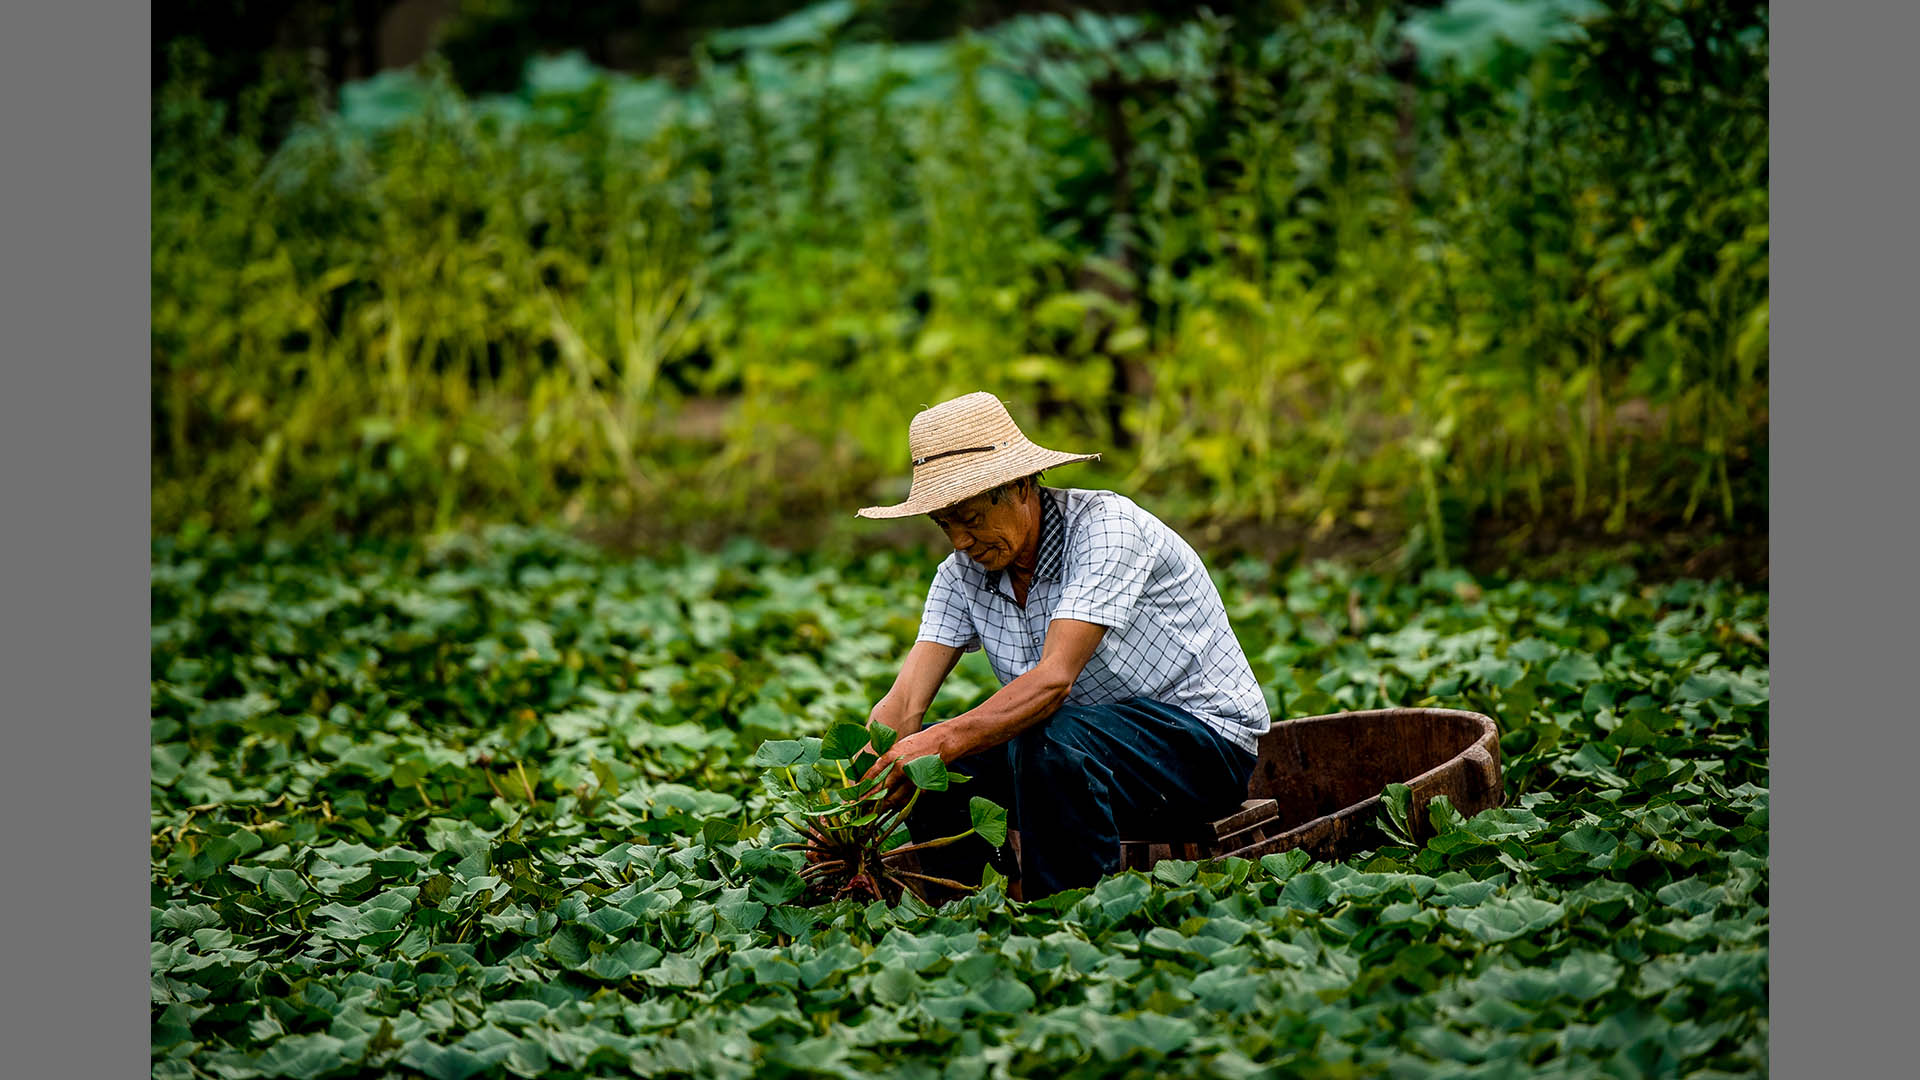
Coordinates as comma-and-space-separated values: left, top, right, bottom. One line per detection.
1005, 799, 1284, 882
1117, 798, 1282, 871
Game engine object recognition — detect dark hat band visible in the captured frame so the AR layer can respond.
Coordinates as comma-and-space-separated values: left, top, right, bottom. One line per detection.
911, 442, 1008, 467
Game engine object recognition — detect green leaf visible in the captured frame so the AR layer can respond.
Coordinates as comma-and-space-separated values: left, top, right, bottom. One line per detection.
1581, 681, 1620, 715
640, 953, 708, 988
1461, 656, 1524, 689
838, 769, 891, 802
1278, 871, 1334, 910
582, 906, 637, 938
700, 818, 742, 847
544, 926, 590, 968
870, 964, 921, 1004
752, 740, 812, 768
1190, 967, 1263, 1012
716, 890, 767, 930
1430, 879, 1499, 907
903, 754, 950, 791
968, 797, 1009, 847
1561, 825, 1619, 859
1153, 859, 1199, 886
1259, 850, 1310, 881
766, 905, 816, 939
400, 1042, 492, 1080
819, 721, 870, 761
1546, 652, 1606, 686
1378, 783, 1416, 845
263, 869, 309, 903
977, 974, 1038, 1014
255, 1033, 353, 1080
789, 762, 828, 793
586, 939, 663, 981
1445, 896, 1565, 942
1654, 876, 1727, 915
865, 721, 899, 755
738, 848, 800, 876
1508, 637, 1555, 663
1677, 673, 1730, 701
750, 871, 805, 907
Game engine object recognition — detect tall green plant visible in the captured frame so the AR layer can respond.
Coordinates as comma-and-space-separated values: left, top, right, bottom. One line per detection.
151, 2, 1768, 557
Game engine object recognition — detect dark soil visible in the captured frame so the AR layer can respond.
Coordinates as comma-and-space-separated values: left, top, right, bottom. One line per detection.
576, 396, 1769, 586
581, 490, 1766, 586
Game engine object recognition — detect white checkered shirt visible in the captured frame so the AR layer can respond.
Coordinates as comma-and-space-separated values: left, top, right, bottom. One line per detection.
916, 486, 1271, 754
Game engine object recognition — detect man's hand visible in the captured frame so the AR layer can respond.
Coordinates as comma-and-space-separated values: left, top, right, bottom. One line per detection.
861, 723, 967, 815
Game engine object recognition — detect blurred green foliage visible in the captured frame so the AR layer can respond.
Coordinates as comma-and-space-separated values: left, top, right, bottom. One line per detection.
152, 0, 1768, 563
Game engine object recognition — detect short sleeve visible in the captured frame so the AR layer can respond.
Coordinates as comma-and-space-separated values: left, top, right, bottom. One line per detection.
1053, 504, 1161, 632
916, 555, 981, 652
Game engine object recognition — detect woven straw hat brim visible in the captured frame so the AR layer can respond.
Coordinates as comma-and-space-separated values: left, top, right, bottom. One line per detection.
856, 444, 1100, 519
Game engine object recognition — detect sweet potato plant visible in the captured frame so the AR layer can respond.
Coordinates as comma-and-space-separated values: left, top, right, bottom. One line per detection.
754, 721, 1008, 904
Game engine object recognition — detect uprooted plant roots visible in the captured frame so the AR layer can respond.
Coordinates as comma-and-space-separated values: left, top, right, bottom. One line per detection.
755, 722, 1011, 906
795, 818, 978, 905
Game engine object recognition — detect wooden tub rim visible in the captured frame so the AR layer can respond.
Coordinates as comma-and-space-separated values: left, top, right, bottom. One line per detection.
1228, 706, 1501, 858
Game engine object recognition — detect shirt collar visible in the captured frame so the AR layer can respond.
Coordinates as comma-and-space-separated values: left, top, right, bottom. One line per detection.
1034, 487, 1067, 583
993, 486, 1066, 595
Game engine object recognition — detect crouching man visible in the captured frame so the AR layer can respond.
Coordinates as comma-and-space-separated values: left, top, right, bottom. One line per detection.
856, 392, 1271, 899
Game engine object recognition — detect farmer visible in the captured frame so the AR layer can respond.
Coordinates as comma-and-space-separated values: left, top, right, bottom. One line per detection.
856, 392, 1271, 899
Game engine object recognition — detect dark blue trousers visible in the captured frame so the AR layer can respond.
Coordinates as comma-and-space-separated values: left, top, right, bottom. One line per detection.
906, 698, 1257, 899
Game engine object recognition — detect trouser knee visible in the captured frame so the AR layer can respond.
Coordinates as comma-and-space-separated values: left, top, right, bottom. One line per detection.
1012, 707, 1102, 780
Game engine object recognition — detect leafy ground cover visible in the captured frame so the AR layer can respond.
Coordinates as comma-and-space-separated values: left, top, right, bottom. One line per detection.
151, 528, 1768, 1078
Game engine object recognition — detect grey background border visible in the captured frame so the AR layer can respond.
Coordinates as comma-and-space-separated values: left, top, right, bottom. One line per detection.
0, 2, 1903, 1075
1770, 1, 1916, 1076
0, 3, 151, 1074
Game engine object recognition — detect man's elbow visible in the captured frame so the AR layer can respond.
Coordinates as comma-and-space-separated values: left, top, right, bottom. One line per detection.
1029, 664, 1080, 717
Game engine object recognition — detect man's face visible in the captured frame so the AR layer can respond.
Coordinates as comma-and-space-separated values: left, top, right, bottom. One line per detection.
929, 485, 1033, 572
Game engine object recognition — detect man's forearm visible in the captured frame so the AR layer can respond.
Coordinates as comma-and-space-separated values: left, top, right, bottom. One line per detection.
870, 692, 928, 737
871, 641, 964, 737
934, 662, 1075, 759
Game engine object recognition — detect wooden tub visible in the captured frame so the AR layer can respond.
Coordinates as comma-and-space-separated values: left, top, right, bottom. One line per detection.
1113, 707, 1505, 870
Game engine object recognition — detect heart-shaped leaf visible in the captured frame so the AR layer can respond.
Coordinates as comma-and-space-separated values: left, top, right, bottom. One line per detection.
820, 721, 870, 761
752, 739, 817, 768
903, 754, 950, 791
969, 796, 1009, 847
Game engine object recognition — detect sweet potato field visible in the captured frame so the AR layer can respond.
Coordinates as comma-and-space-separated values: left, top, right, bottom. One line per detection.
149, 528, 1767, 1078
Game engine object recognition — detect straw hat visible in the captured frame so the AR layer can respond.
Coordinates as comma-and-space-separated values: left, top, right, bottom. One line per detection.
855, 392, 1100, 519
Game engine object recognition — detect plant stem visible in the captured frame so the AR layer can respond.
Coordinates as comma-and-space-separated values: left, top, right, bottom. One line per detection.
792, 821, 836, 849
889, 869, 978, 892
880, 829, 977, 861
866, 788, 921, 842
